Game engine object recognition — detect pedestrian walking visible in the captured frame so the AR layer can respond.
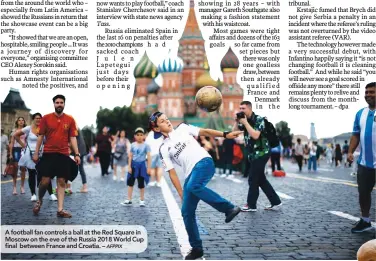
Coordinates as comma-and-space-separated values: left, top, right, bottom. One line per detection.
95, 126, 113, 176
308, 141, 318, 172
121, 128, 151, 207
342, 140, 350, 167
221, 138, 235, 178
348, 82, 376, 233
32, 95, 81, 218
112, 130, 130, 182
149, 111, 242, 260
325, 144, 333, 165
303, 144, 310, 165
9, 117, 27, 195
294, 138, 304, 172
13, 113, 56, 201
1, 128, 9, 174
270, 142, 282, 172
335, 144, 342, 167
77, 129, 88, 192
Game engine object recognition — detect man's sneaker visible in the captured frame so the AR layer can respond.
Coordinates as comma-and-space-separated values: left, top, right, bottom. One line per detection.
139, 200, 145, 207
113, 176, 117, 181
50, 194, 58, 201
185, 248, 204, 260
156, 182, 161, 187
351, 219, 373, 233
225, 207, 241, 223
265, 202, 282, 210
241, 204, 257, 212
120, 199, 132, 205
30, 194, 37, 201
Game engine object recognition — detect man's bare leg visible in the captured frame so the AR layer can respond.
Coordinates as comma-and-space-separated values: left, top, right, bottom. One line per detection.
57, 178, 66, 211
33, 176, 51, 215
56, 178, 72, 217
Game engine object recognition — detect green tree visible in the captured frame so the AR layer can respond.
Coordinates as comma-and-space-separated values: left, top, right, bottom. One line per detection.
81, 125, 96, 151
96, 106, 149, 140
275, 121, 293, 148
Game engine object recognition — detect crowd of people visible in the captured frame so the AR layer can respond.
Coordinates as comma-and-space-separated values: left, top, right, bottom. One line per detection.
1, 81, 374, 260
292, 138, 359, 174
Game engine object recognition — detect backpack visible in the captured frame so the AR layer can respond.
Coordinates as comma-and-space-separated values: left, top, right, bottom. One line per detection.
343, 144, 349, 154
232, 144, 243, 165
263, 118, 279, 148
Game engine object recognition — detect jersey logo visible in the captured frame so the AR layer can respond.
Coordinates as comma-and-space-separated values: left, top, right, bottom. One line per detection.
63, 123, 69, 130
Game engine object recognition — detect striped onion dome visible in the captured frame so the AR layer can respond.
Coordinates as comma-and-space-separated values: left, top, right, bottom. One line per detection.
220, 47, 239, 71
158, 51, 184, 73
147, 79, 160, 94
133, 52, 158, 79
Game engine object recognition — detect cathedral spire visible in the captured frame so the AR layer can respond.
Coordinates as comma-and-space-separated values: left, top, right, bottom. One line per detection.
180, 0, 203, 40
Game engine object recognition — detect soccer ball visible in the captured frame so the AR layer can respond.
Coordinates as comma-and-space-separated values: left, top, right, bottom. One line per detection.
195, 86, 223, 112
357, 239, 376, 261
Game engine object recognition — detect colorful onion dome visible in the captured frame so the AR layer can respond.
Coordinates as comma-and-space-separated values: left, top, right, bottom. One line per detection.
158, 51, 184, 73
220, 47, 239, 71
133, 52, 158, 79
147, 79, 160, 94
196, 71, 218, 88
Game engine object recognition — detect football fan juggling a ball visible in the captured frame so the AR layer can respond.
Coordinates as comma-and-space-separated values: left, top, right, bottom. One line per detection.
148, 110, 242, 260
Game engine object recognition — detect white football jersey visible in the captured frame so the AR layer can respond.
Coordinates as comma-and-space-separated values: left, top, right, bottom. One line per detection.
159, 123, 210, 177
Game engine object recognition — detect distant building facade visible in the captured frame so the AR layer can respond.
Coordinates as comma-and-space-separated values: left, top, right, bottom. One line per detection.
1, 88, 31, 135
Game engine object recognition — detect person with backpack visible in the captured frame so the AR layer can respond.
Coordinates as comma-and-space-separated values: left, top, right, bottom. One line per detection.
233, 101, 282, 212
342, 140, 350, 167
77, 129, 89, 192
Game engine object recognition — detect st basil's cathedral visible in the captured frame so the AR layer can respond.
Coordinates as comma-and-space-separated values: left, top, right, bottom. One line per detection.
132, 0, 243, 129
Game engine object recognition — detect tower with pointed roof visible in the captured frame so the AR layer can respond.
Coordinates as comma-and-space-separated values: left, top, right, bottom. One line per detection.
178, 0, 207, 117
1, 88, 32, 135
157, 51, 185, 125
219, 47, 243, 125
133, 52, 158, 113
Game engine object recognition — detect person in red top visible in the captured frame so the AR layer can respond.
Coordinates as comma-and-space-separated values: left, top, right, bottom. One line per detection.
32, 94, 81, 218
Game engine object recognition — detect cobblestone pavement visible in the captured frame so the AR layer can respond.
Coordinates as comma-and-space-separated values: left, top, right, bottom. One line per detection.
1, 159, 375, 260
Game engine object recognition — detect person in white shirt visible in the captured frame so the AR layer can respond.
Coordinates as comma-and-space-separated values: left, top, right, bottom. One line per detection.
149, 111, 242, 260
145, 130, 163, 187
308, 141, 318, 172
13, 113, 56, 201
